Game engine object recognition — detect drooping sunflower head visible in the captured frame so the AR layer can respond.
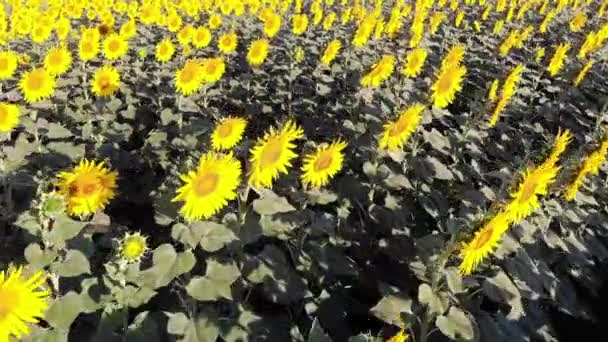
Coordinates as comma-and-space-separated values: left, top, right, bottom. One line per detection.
172, 152, 242, 221
430, 64, 467, 108
320, 39, 342, 66
155, 38, 175, 63
505, 164, 559, 223
0, 50, 18, 80
458, 212, 510, 275
200, 57, 226, 83
379, 103, 426, 151
218, 32, 237, 53
248, 120, 305, 188
247, 38, 270, 67
211, 116, 247, 151
91, 65, 120, 97
43, 46, 72, 76
175, 59, 203, 95
192, 26, 212, 48
402, 47, 427, 78
301, 139, 348, 189
118, 232, 148, 263
102, 33, 128, 60
0, 266, 50, 341
0, 102, 20, 132
57, 159, 118, 217
19, 68, 56, 103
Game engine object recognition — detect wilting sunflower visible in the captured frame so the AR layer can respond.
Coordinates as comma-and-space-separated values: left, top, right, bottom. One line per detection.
102, 33, 128, 60
192, 26, 212, 48
320, 39, 342, 66
57, 159, 118, 217
292, 14, 309, 35
402, 47, 427, 77
301, 140, 347, 189
247, 38, 270, 67
547, 43, 571, 76
505, 164, 559, 223
360, 55, 396, 88
248, 120, 305, 188
211, 116, 247, 151
458, 212, 510, 275
218, 32, 238, 54
0, 103, 19, 132
118, 232, 148, 263
0, 266, 50, 341
175, 59, 203, 95
200, 57, 226, 83
155, 38, 175, 63
78, 37, 99, 61
0, 51, 18, 80
91, 65, 120, 97
173, 152, 241, 221
431, 64, 467, 108
43, 46, 72, 76
19, 68, 56, 103
379, 103, 425, 151
574, 60, 593, 86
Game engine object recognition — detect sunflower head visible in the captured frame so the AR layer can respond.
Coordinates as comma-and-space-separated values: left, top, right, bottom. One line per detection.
458, 212, 510, 275
0, 51, 18, 80
263, 13, 281, 37
118, 232, 148, 263
57, 159, 118, 217
544, 128, 572, 168
246, 38, 270, 67
19, 68, 56, 103
211, 117, 247, 151
292, 13, 309, 35
192, 26, 212, 48
155, 38, 175, 63
0, 102, 19, 132
175, 59, 203, 95
379, 103, 425, 151
505, 164, 559, 223
218, 32, 237, 53
402, 48, 427, 78
301, 140, 347, 189
360, 55, 396, 88
102, 33, 128, 60
321, 39, 342, 66
208, 13, 223, 29
547, 43, 571, 76
79, 37, 100, 61
200, 57, 226, 83
387, 328, 409, 342
91, 65, 120, 97
430, 64, 467, 108
44, 46, 72, 76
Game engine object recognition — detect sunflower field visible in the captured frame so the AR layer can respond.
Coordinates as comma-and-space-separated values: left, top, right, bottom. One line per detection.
1, 0, 608, 340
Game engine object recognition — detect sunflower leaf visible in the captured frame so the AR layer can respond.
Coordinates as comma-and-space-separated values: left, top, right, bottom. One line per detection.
370, 294, 413, 326
48, 215, 88, 246
186, 259, 240, 301
52, 249, 91, 277
252, 189, 296, 215
436, 307, 475, 341
418, 283, 449, 316
193, 221, 238, 252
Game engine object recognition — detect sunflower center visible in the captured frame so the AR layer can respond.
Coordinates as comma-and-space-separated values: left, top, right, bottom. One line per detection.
98, 77, 111, 90
218, 123, 233, 137
520, 177, 539, 202
26, 71, 45, 91
437, 73, 454, 92
193, 172, 219, 197
0, 106, 7, 123
123, 238, 145, 259
205, 61, 218, 75
0, 286, 20, 320
472, 227, 494, 249
389, 118, 408, 137
48, 52, 63, 66
314, 151, 333, 171
159, 44, 168, 55
251, 45, 262, 57
180, 68, 196, 83
222, 37, 233, 47
260, 139, 283, 168
0, 57, 8, 70
70, 175, 100, 197
108, 39, 120, 52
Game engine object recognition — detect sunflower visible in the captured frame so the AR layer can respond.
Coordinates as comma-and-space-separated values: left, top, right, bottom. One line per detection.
55, 17, 71, 41
379, 103, 425, 151
320, 39, 341, 66
175, 59, 203, 95
293, 45, 305, 63
322, 12, 336, 30
488, 79, 499, 102
401, 47, 427, 77
547, 43, 570, 76
0, 50, 18, 80
31, 24, 52, 44
292, 13, 309, 35
91, 65, 120, 97
387, 328, 409, 342
301, 140, 347, 189
218, 32, 237, 53
0, 266, 50, 341
200, 57, 226, 83
458, 212, 510, 275
0, 103, 19, 132
192, 26, 212, 48
19, 68, 56, 103
102, 33, 128, 60
505, 164, 559, 223
248, 120, 305, 188
118, 232, 148, 263
173, 152, 241, 221
208, 13, 222, 30
574, 60, 593, 86
246, 38, 270, 67
78, 37, 99, 61
501, 64, 524, 99
569, 12, 586, 32
543, 128, 572, 168
167, 13, 183, 32
43, 46, 72, 76
360, 55, 396, 88
430, 64, 467, 108
119, 19, 137, 38
211, 116, 247, 151
263, 13, 281, 38
57, 159, 118, 216
155, 38, 175, 63
177, 24, 194, 46
564, 135, 608, 201
441, 44, 465, 69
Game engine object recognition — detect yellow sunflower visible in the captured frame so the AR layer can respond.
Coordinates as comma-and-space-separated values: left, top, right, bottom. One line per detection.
574, 60, 593, 86
564, 135, 608, 201
208, 13, 223, 30
504, 164, 559, 223
543, 128, 572, 168
387, 328, 409, 342
102, 33, 128, 60
0, 103, 19, 132
320, 39, 341, 66
43, 46, 72, 76
19, 68, 56, 103
402, 47, 427, 78
246, 38, 270, 67
502, 64, 524, 99
547, 43, 570, 76
292, 13, 309, 35
78, 37, 99, 61
177, 24, 194, 46
175, 59, 203, 95
119, 19, 137, 39
200, 57, 226, 83
211, 116, 248, 151
0, 266, 50, 341
155, 38, 175, 63
192, 26, 212, 48
57, 159, 118, 216
173, 152, 242, 221
535, 47, 546, 63
488, 79, 499, 102
379, 103, 425, 151
360, 55, 396, 88
91, 65, 120, 97
430, 64, 467, 108
441, 44, 465, 69
301, 140, 347, 189
458, 212, 510, 275
248, 120, 305, 188
0, 51, 18, 80
118, 232, 148, 263
263, 13, 281, 38
218, 32, 237, 54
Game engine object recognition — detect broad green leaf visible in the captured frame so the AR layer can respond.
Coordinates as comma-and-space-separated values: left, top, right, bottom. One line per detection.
308, 318, 331, 342
252, 189, 296, 215
370, 294, 413, 326
436, 307, 475, 341
52, 249, 91, 277
46, 292, 85, 331
418, 284, 449, 316
48, 215, 88, 246
191, 221, 238, 252
186, 259, 240, 301
24, 243, 58, 271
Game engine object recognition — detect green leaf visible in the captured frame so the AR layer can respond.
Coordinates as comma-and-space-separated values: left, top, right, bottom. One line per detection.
46, 292, 85, 331
308, 318, 331, 342
48, 215, 88, 246
418, 283, 448, 316
192, 221, 238, 252
370, 294, 413, 326
260, 215, 295, 240
46, 123, 72, 139
24, 243, 58, 271
15, 212, 41, 236
21, 328, 69, 342
186, 259, 240, 301
305, 189, 338, 205
436, 307, 475, 341
252, 189, 296, 215
219, 305, 261, 342
444, 267, 465, 294
166, 312, 190, 336
136, 244, 194, 289
125, 311, 164, 342
52, 249, 91, 277
166, 311, 220, 342
482, 270, 524, 320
